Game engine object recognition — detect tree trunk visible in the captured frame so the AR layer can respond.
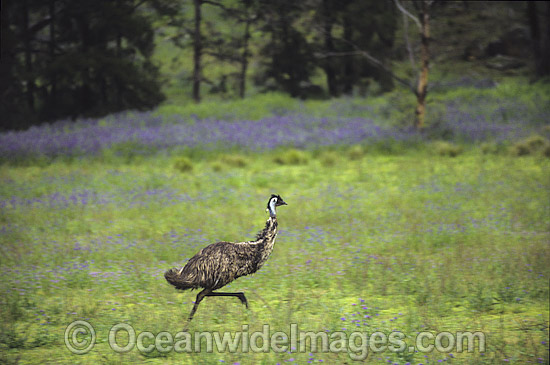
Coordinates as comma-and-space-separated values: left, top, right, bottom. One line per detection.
1, 0, 15, 101
115, 0, 123, 108
342, 13, 354, 95
239, 5, 251, 99
23, 0, 35, 112
528, 1, 550, 77
49, 0, 57, 111
414, 0, 430, 130
322, 0, 337, 97
78, 15, 92, 117
542, 2, 550, 77
193, 0, 202, 103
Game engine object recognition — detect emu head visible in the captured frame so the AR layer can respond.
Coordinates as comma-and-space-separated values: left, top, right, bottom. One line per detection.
266, 194, 287, 217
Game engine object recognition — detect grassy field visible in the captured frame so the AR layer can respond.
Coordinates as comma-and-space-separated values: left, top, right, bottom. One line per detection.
1, 83, 550, 364
1, 147, 549, 364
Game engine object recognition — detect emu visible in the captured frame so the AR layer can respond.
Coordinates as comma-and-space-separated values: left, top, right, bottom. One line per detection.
164, 194, 287, 326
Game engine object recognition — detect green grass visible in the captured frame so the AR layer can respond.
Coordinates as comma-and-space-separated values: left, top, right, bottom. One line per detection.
155, 92, 303, 121
152, 79, 550, 136
1, 147, 549, 364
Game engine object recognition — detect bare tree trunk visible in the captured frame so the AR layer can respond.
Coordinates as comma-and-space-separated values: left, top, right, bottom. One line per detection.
238, 4, 251, 99
402, 11, 415, 70
542, 2, 550, 76
23, 0, 35, 112
414, 0, 431, 130
193, 0, 202, 103
342, 13, 353, 95
115, 0, 123, 108
528, 1, 550, 77
49, 0, 57, 110
78, 15, 92, 116
322, 0, 337, 97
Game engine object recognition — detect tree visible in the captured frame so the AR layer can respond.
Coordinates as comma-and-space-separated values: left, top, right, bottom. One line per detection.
192, 0, 203, 102
199, 0, 258, 99
311, 0, 398, 97
0, 0, 166, 130
319, 0, 338, 97
236, 0, 254, 98
397, 0, 434, 129
255, 0, 316, 97
162, 0, 256, 102
527, 1, 550, 78
312, 0, 433, 129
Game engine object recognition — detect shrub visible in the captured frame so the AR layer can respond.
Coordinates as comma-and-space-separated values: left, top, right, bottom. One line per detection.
273, 148, 309, 165
220, 154, 248, 168
348, 145, 365, 160
319, 151, 338, 167
511, 135, 550, 156
211, 161, 224, 172
512, 142, 531, 156
174, 156, 193, 172
433, 141, 463, 157
480, 142, 507, 155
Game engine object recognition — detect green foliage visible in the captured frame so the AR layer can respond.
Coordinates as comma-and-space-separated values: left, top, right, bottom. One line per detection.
220, 154, 248, 168
466, 283, 495, 313
273, 148, 310, 165
347, 145, 366, 160
433, 141, 463, 157
378, 90, 417, 127
155, 92, 300, 121
318, 151, 338, 167
511, 135, 550, 156
173, 156, 193, 172
480, 141, 508, 155
2, 0, 165, 129
256, 11, 316, 97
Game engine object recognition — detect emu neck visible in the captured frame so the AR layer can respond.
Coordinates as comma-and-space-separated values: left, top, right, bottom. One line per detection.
252, 216, 279, 271
255, 216, 278, 243
268, 203, 277, 218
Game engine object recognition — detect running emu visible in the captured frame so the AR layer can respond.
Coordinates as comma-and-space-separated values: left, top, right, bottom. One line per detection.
165, 194, 287, 326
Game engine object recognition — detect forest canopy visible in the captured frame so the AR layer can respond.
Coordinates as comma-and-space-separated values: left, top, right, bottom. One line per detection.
1, 0, 548, 130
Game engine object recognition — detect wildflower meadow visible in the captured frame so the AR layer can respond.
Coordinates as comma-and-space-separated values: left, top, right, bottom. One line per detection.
1, 83, 549, 364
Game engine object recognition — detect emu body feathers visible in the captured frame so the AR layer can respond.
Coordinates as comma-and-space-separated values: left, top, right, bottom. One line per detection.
164, 217, 277, 291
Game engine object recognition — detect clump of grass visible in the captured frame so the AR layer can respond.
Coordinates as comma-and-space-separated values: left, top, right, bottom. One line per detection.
173, 156, 193, 172
273, 148, 309, 165
318, 151, 338, 167
432, 141, 463, 157
480, 141, 507, 155
467, 283, 495, 313
211, 161, 224, 172
511, 135, 550, 156
220, 154, 248, 168
348, 145, 365, 160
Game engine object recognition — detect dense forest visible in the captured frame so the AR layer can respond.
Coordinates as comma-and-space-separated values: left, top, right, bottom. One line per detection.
1, 0, 549, 130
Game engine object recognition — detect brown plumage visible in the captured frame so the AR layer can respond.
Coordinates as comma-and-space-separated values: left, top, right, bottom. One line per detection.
165, 194, 287, 326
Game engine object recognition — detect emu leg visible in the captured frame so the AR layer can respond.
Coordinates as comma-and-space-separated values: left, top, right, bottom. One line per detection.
206, 291, 249, 309
184, 288, 211, 330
